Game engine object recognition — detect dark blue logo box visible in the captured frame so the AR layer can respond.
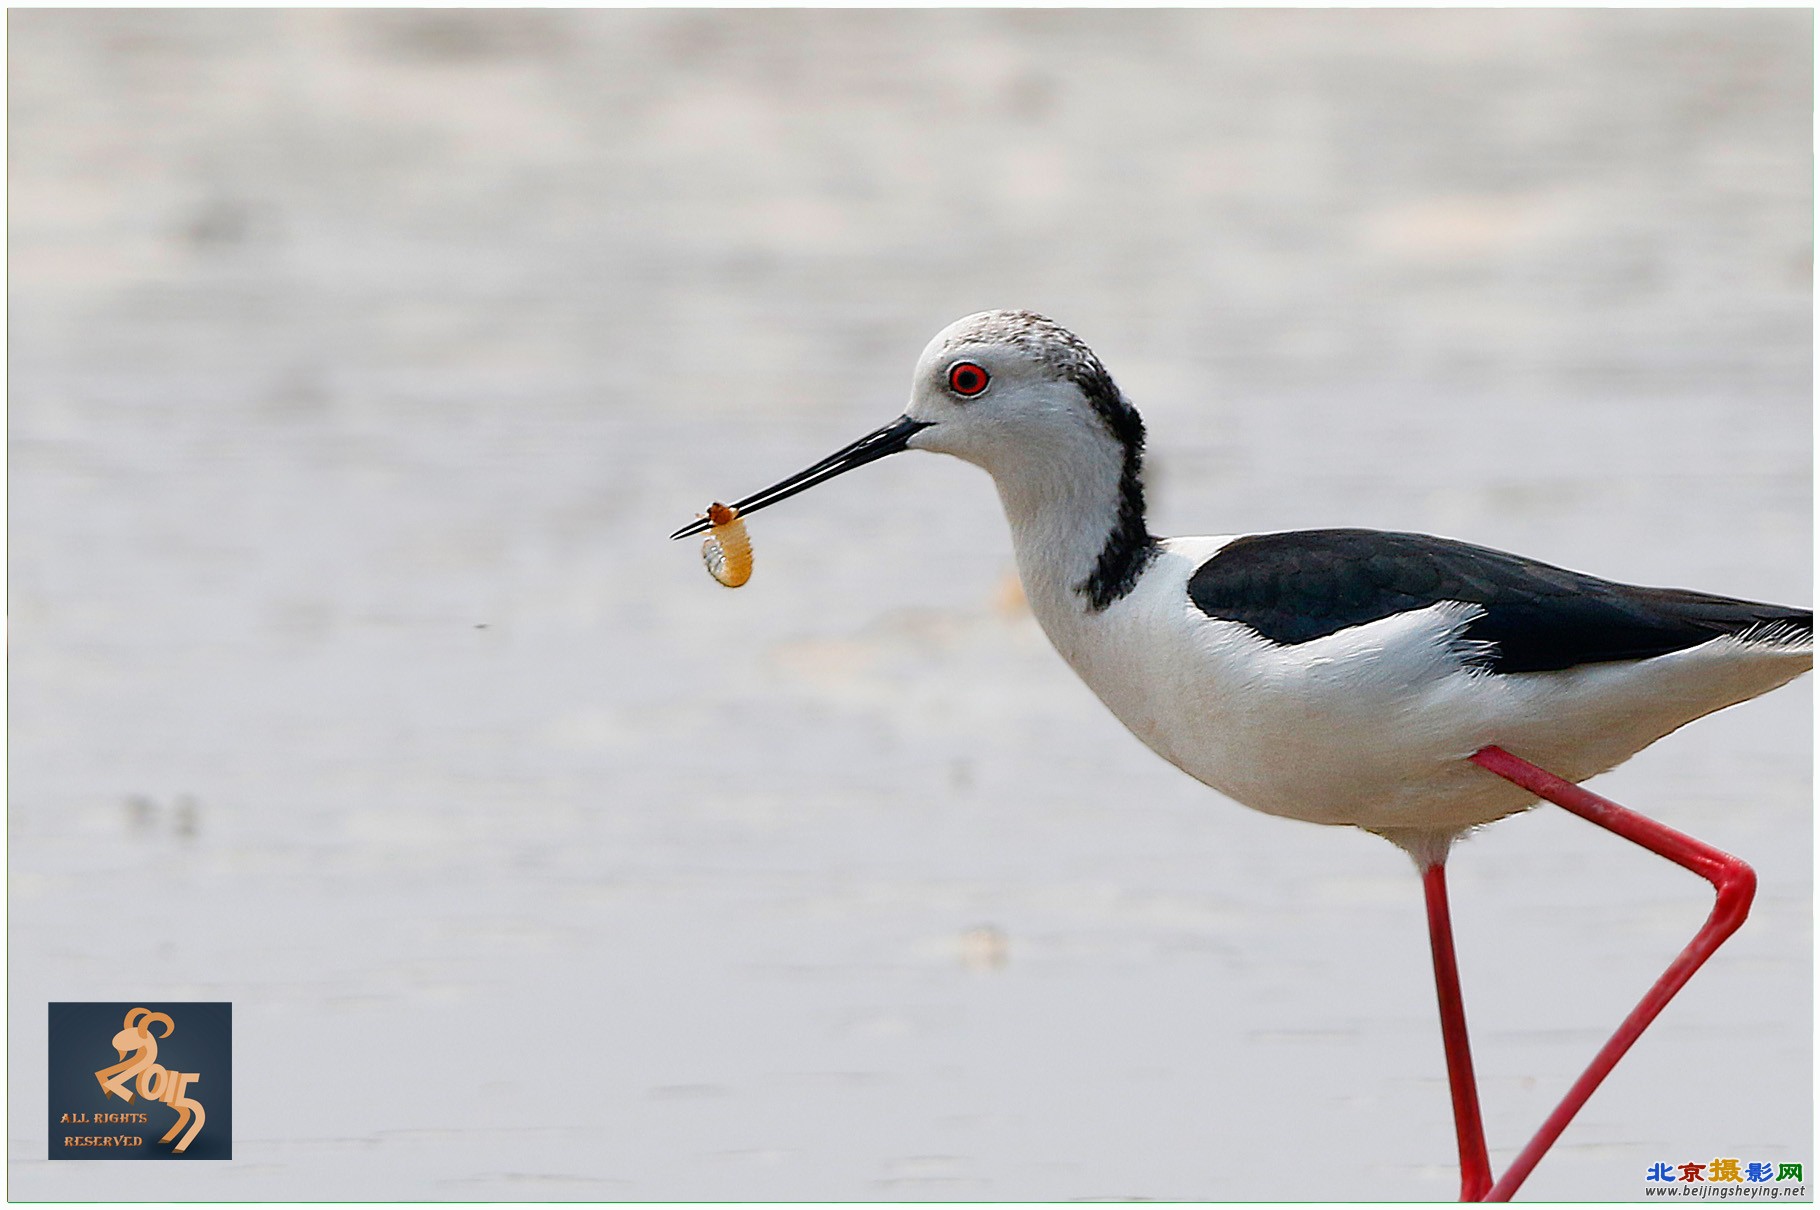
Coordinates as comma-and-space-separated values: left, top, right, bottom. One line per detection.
47, 1002, 232, 1160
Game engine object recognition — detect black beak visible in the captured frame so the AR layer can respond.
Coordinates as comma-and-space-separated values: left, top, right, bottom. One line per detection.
670, 414, 933, 539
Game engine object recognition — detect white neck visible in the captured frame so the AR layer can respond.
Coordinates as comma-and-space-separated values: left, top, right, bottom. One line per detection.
986, 428, 1135, 622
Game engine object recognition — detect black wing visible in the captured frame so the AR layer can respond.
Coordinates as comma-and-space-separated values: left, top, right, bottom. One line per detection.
1185, 528, 1811, 674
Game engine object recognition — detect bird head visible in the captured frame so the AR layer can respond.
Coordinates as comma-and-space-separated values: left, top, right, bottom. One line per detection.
670, 310, 1145, 540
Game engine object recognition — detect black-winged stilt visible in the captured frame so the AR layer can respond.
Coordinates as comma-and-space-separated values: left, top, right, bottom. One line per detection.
670, 310, 1812, 1201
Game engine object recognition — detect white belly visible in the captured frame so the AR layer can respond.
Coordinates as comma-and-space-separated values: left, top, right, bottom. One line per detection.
1027, 538, 1811, 838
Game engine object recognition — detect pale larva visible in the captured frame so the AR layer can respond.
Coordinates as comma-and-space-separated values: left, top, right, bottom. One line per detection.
701, 501, 752, 588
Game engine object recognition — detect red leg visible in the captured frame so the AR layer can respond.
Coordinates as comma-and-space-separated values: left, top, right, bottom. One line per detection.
1424, 861, 1494, 1201
1468, 745, 1757, 1202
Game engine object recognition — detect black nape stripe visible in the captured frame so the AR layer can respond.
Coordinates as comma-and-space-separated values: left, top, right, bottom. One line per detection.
1185, 528, 1813, 673
1066, 352, 1157, 611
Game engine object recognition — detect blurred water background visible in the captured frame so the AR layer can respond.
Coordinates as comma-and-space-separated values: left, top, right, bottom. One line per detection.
8, 9, 1811, 1201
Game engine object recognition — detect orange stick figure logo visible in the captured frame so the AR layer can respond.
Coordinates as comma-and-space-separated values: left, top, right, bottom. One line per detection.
93, 1007, 206, 1153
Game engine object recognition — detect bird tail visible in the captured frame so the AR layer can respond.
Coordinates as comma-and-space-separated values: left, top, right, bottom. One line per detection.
1735, 611, 1813, 654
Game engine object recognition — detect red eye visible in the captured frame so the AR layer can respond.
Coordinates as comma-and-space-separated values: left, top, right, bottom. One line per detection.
947, 361, 990, 397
